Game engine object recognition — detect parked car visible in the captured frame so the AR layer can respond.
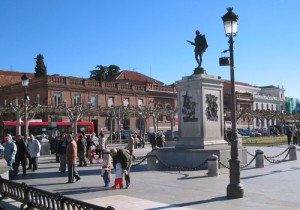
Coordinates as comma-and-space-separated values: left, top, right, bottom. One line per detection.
255, 128, 269, 136
164, 130, 179, 141
238, 128, 249, 136
120, 129, 137, 140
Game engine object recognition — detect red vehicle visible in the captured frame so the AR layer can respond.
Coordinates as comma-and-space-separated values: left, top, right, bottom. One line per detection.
0, 121, 94, 141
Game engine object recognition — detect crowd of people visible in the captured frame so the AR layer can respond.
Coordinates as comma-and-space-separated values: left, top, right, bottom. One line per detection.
1, 129, 167, 189
1, 133, 41, 179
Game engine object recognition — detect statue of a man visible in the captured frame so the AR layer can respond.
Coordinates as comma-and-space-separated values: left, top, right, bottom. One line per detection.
187, 30, 208, 67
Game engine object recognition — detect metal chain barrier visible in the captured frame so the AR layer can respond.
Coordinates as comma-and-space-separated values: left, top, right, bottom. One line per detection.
131, 147, 293, 171
264, 147, 290, 159
240, 154, 257, 168
219, 160, 230, 169
247, 151, 255, 157
132, 155, 148, 166
264, 149, 290, 163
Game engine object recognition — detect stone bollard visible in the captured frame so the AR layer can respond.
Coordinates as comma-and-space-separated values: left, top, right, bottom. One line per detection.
147, 148, 158, 171
147, 154, 157, 171
207, 154, 218, 177
288, 145, 297, 161
255, 149, 264, 168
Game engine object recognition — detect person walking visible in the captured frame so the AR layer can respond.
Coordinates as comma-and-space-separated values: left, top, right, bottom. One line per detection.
57, 133, 67, 173
110, 148, 132, 189
286, 127, 292, 145
66, 134, 80, 183
98, 129, 106, 159
126, 134, 134, 155
86, 135, 94, 164
27, 134, 41, 171
77, 134, 87, 167
4, 134, 17, 179
13, 134, 27, 176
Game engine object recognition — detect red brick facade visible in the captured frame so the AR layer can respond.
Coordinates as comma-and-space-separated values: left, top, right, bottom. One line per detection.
0, 70, 177, 134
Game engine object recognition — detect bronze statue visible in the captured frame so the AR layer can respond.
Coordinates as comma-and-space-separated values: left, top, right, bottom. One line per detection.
187, 30, 208, 67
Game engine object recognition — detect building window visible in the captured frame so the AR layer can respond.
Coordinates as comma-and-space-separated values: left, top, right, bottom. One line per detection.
122, 118, 130, 130
54, 93, 61, 106
91, 96, 98, 107
108, 97, 114, 107
36, 94, 40, 105
123, 98, 129, 107
156, 103, 163, 122
165, 104, 172, 121
74, 95, 81, 105
138, 99, 144, 107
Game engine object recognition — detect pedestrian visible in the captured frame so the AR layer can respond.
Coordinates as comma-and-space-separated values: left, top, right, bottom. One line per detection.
101, 157, 111, 187
27, 134, 41, 171
126, 134, 134, 155
66, 134, 80, 183
140, 133, 145, 148
156, 132, 165, 148
110, 148, 132, 189
86, 135, 94, 164
77, 134, 87, 167
112, 162, 123, 189
292, 126, 297, 145
3, 134, 17, 179
57, 133, 67, 173
98, 129, 106, 159
13, 134, 27, 176
54, 135, 60, 162
286, 127, 292, 145
296, 128, 300, 146
133, 134, 140, 149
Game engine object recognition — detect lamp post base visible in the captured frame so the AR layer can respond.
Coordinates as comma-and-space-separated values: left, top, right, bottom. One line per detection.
227, 158, 244, 199
227, 183, 244, 199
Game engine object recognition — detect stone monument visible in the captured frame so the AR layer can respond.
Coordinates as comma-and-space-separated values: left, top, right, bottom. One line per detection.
154, 30, 247, 169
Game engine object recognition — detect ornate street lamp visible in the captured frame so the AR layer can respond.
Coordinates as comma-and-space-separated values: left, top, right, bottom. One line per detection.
21, 73, 29, 140
222, 7, 244, 199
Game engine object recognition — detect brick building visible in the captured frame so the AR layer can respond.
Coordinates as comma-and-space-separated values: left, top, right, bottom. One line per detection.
0, 70, 178, 135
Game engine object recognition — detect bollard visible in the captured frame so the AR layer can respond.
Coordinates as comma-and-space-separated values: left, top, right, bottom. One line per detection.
207, 154, 218, 177
255, 149, 264, 168
147, 154, 157, 170
288, 145, 297, 161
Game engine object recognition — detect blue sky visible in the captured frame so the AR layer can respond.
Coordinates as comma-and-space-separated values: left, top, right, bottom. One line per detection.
1, 0, 299, 98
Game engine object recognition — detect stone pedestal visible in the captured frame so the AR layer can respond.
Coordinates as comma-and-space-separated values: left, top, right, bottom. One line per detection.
153, 72, 247, 170
176, 73, 227, 149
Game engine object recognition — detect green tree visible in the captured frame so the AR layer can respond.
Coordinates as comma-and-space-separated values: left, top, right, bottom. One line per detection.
107, 65, 120, 77
89, 64, 120, 81
34, 54, 47, 78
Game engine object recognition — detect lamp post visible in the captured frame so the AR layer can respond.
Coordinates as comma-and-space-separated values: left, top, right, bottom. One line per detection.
21, 73, 29, 141
222, 7, 244, 199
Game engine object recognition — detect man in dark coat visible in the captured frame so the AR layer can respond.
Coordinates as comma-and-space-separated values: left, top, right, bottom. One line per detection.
110, 148, 132, 189
13, 134, 27, 176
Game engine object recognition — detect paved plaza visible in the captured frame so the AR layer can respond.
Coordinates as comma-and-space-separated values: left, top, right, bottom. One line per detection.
1, 143, 300, 210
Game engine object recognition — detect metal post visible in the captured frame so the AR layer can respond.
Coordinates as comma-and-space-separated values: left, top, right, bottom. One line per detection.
226, 35, 244, 199
24, 86, 28, 141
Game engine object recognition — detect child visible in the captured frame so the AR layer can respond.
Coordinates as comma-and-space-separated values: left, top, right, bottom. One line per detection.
101, 159, 111, 187
113, 163, 123, 189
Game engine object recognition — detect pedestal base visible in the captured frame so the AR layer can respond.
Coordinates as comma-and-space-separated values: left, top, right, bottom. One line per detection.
193, 67, 206, 75
156, 145, 247, 169
227, 183, 244, 199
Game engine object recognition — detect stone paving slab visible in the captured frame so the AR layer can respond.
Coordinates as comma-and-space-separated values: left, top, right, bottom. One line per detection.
1, 143, 300, 209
